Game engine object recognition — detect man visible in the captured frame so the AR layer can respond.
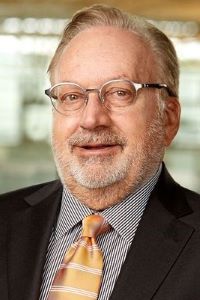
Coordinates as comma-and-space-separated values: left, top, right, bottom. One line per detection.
0, 4, 200, 300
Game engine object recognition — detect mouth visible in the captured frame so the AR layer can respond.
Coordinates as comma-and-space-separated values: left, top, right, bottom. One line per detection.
72, 143, 122, 156
81, 143, 116, 149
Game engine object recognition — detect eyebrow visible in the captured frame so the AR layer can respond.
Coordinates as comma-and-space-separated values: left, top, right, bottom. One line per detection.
57, 74, 132, 86
109, 74, 131, 81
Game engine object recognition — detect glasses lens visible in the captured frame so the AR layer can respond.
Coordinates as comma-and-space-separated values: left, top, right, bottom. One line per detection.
50, 83, 85, 113
101, 80, 136, 111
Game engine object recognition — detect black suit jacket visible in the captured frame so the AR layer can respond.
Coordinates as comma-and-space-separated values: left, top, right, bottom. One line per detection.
0, 165, 200, 300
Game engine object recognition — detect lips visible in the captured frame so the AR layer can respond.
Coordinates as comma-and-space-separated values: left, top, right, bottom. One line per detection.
79, 143, 117, 149
73, 143, 121, 156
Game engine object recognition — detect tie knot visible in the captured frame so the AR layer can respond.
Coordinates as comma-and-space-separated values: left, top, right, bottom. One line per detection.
82, 214, 109, 238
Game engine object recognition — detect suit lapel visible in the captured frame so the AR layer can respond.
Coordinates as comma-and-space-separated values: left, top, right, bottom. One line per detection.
110, 167, 194, 300
7, 180, 62, 300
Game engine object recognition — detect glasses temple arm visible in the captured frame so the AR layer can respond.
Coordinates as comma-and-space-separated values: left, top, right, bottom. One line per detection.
142, 83, 176, 97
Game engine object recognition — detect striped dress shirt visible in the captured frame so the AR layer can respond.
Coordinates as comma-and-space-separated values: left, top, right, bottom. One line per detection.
39, 166, 161, 300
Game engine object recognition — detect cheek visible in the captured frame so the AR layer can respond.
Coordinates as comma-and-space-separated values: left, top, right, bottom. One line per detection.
114, 109, 148, 140
52, 113, 80, 141
114, 102, 158, 150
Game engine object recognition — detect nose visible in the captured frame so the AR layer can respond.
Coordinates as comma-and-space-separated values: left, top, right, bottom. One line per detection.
79, 92, 112, 130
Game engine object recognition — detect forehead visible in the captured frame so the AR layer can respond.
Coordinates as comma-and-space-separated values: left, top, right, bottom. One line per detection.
54, 26, 155, 85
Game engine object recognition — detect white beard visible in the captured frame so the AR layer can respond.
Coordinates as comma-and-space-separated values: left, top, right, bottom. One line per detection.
52, 110, 165, 192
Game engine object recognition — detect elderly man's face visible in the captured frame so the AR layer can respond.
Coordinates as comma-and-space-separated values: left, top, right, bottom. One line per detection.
51, 26, 179, 209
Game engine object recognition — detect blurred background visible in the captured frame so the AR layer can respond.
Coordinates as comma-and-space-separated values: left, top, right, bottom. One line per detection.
0, 0, 199, 194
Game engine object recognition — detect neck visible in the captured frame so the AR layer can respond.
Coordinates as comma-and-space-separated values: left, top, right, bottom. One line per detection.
62, 168, 157, 210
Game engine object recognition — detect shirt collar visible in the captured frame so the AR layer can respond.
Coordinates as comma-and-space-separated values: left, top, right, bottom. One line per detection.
54, 189, 93, 240
101, 165, 161, 244
55, 165, 162, 242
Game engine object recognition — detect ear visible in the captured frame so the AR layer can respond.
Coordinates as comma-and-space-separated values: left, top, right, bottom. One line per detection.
163, 97, 181, 147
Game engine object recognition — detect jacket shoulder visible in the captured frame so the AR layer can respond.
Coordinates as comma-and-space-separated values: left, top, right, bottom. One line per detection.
0, 180, 59, 198
157, 164, 200, 220
0, 180, 61, 212
183, 185, 200, 210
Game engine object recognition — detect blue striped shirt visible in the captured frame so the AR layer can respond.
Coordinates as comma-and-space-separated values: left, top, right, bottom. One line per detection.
40, 166, 161, 299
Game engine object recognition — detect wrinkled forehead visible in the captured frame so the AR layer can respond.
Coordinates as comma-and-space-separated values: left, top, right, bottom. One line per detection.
53, 26, 156, 85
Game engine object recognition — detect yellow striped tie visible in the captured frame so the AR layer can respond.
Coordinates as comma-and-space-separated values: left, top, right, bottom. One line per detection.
48, 214, 110, 300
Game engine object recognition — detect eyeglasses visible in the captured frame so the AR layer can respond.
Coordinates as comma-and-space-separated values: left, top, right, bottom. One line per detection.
45, 79, 174, 115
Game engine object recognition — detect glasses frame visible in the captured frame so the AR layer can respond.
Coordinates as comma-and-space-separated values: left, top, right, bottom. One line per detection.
45, 79, 174, 115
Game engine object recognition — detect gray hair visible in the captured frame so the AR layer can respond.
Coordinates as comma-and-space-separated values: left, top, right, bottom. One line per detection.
48, 4, 179, 98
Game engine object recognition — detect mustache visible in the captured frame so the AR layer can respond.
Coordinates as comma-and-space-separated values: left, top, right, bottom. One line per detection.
68, 129, 127, 147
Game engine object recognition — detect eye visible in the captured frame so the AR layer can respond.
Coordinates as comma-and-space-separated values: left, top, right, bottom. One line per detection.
114, 90, 129, 97
60, 93, 83, 102
107, 88, 132, 99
